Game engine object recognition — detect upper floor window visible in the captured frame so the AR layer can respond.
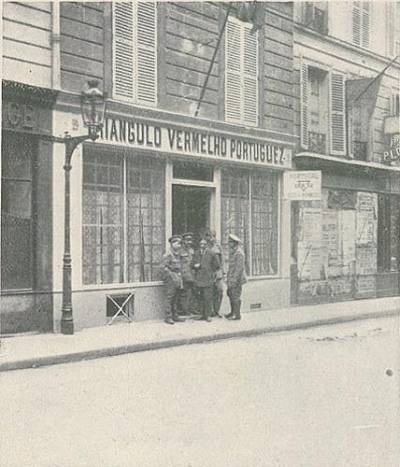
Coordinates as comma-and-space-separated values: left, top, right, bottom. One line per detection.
301, 63, 346, 156
352, 1, 370, 48
112, 2, 157, 106
303, 2, 328, 35
225, 16, 259, 127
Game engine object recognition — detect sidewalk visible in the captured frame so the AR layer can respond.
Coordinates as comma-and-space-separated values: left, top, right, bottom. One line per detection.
1, 296, 399, 372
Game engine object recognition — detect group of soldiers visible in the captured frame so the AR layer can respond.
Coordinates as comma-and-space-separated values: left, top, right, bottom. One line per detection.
161, 230, 247, 325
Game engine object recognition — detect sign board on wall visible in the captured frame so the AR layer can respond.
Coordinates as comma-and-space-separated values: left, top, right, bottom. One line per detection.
283, 171, 321, 200
95, 116, 293, 169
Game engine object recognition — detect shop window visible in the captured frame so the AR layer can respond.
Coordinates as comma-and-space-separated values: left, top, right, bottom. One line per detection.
352, 1, 370, 49
1, 133, 34, 290
378, 194, 400, 272
127, 157, 165, 282
221, 169, 278, 276
225, 16, 258, 126
112, 2, 157, 106
82, 150, 165, 285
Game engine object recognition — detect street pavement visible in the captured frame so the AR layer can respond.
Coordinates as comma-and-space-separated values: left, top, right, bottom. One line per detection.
1, 315, 399, 467
1, 296, 399, 372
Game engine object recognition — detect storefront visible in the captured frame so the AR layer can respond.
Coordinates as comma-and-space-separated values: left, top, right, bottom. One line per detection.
292, 153, 400, 305
1, 81, 57, 333
52, 108, 294, 330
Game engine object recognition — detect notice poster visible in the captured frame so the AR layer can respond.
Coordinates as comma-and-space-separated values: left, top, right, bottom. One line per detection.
340, 210, 356, 275
356, 246, 377, 275
297, 206, 322, 281
322, 210, 340, 277
356, 192, 377, 246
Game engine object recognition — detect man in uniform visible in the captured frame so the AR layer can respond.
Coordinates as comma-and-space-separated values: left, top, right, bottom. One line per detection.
191, 237, 221, 322
205, 230, 224, 317
225, 233, 247, 320
179, 232, 196, 315
161, 235, 185, 325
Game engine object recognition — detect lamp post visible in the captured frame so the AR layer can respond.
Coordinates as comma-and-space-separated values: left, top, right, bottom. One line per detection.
60, 80, 107, 335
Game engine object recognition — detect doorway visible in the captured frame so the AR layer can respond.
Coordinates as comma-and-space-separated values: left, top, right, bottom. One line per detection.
172, 185, 212, 244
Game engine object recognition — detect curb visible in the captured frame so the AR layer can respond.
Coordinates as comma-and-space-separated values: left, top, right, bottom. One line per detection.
1, 308, 399, 373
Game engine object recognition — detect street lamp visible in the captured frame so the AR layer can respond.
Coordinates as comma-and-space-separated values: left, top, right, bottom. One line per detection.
60, 80, 107, 335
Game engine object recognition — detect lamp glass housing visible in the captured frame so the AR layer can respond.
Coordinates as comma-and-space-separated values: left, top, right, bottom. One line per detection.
80, 80, 106, 139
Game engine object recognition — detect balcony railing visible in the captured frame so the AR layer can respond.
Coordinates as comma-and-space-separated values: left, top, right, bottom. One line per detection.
352, 141, 368, 161
308, 131, 327, 154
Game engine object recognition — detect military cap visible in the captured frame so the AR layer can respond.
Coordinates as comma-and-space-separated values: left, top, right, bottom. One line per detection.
228, 233, 241, 243
182, 232, 194, 239
169, 235, 182, 243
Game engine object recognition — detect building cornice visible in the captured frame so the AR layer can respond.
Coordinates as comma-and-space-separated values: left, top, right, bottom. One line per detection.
294, 23, 400, 72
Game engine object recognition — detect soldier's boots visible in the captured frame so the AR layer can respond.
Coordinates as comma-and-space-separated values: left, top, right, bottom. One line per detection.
165, 317, 175, 325
227, 300, 241, 320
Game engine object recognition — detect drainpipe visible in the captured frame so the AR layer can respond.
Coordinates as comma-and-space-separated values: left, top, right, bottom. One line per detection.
51, 1, 61, 90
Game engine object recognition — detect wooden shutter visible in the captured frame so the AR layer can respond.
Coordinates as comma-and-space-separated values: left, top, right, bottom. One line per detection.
361, 2, 369, 48
226, 18, 242, 123
243, 26, 258, 126
113, 2, 135, 100
386, 3, 395, 56
352, 2, 361, 46
330, 72, 346, 155
136, 2, 157, 106
300, 62, 309, 150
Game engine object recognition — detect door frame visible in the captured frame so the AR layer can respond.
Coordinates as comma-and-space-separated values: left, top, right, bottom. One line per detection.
165, 160, 220, 246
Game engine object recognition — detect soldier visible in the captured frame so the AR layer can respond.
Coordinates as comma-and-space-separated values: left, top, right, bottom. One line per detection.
161, 235, 185, 325
191, 237, 221, 322
205, 230, 224, 317
225, 233, 247, 320
179, 232, 196, 315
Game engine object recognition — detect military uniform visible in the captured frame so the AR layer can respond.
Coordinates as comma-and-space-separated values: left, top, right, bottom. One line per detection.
192, 247, 221, 321
179, 245, 196, 314
209, 242, 224, 317
161, 240, 184, 323
226, 234, 247, 320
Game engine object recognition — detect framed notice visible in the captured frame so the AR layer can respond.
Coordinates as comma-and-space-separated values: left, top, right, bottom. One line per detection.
284, 171, 321, 200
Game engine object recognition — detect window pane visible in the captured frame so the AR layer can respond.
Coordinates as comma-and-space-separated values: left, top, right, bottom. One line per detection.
127, 156, 165, 282
221, 169, 250, 275
82, 150, 124, 285
1, 133, 33, 290
251, 173, 279, 275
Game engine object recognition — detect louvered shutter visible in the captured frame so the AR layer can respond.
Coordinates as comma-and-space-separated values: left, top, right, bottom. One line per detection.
300, 62, 309, 150
226, 19, 242, 123
330, 72, 346, 155
113, 2, 135, 100
361, 2, 369, 48
352, 2, 361, 46
136, 2, 157, 105
243, 26, 258, 126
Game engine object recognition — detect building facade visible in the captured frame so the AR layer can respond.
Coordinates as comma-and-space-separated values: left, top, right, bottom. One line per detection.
291, 1, 400, 305
2, 1, 399, 334
2, 2, 296, 332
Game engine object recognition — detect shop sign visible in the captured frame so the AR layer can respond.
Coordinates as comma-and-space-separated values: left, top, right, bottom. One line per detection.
383, 134, 400, 164
283, 170, 321, 200
99, 117, 292, 169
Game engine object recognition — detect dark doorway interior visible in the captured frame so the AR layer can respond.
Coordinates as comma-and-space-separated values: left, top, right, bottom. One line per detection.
172, 185, 211, 245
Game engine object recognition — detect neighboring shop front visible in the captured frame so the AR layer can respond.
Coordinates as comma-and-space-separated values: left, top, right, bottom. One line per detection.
1, 81, 56, 333
52, 107, 294, 330
291, 154, 400, 305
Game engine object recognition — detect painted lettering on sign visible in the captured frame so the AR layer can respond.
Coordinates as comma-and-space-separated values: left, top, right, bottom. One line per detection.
100, 117, 292, 168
